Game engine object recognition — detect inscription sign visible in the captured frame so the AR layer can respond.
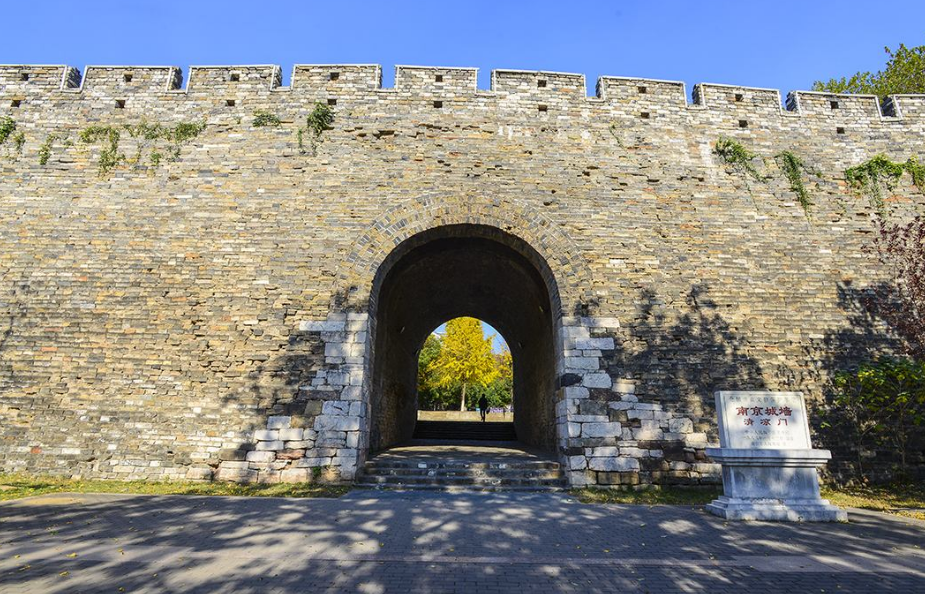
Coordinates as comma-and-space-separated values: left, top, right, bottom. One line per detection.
715, 391, 811, 449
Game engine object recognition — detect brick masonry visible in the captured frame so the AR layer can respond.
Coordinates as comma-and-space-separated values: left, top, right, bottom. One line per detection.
1, 64, 923, 485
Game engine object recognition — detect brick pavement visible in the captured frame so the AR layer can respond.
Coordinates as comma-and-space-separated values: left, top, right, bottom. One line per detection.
0, 490, 923, 593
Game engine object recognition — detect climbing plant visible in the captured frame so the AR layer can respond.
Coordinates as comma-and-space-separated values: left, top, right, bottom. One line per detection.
39, 132, 71, 165
714, 136, 766, 182
80, 119, 206, 176
124, 119, 206, 166
299, 102, 334, 155
0, 117, 15, 145
0, 118, 24, 160
844, 154, 923, 214
79, 126, 123, 177
12, 132, 24, 155
775, 150, 817, 217
252, 110, 281, 127
906, 156, 925, 195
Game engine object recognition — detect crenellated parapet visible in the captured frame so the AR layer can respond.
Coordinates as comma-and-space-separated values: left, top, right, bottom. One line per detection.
2, 63, 924, 128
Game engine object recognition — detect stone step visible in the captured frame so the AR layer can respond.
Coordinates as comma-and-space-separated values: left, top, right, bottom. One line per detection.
355, 483, 567, 493
355, 475, 567, 489
412, 420, 517, 441
362, 468, 564, 480
364, 460, 561, 471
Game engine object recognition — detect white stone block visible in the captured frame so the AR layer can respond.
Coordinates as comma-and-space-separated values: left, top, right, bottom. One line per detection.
315, 415, 361, 431
322, 400, 350, 416
589, 457, 640, 472
568, 456, 588, 470
255, 440, 285, 451
246, 450, 276, 462
565, 357, 599, 370
588, 446, 621, 458
581, 422, 622, 438
575, 338, 615, 350
563, 386, 589, 399
254, 429, 279, 441
280, 468, 312, 483
340, 386, 363, 400
278, 428, 303, 441
299, 320, 346, 332
669, 418, 694, 434
266, 416, 291, 429
582, 373, 612, 389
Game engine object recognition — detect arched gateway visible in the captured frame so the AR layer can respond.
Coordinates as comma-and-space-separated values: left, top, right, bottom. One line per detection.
365, 224, 561, 455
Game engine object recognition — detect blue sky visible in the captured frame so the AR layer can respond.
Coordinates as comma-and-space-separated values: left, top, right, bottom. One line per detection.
433, 322, 508, 354
3, 1, 923, 98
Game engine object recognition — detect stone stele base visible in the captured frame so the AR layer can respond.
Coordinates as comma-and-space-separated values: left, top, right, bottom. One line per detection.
705, 448, 847, 522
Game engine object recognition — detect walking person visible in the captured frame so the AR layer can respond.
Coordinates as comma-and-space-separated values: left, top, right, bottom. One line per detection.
478, 395, 489, 422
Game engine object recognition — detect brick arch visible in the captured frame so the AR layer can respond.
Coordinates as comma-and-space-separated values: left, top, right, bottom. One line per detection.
334, 194, 594, 317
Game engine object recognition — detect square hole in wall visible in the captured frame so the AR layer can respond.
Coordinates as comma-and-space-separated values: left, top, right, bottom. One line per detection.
10, 99, 22, 108
330, 72, 340, 81
640, 112, 650, 119
738, 119, 748, 128
433, 100, 443, 108
229, 73, 240, 82
225, 99, 236, 107
735, 93, 743, 102
538, 104, 548, 112
327, 98, 337, 106
123, 73, 133, 83
836, 127, 845, 135
537, 79, 547, 88
115, 99, 126, 109
435, 74, 443, 83
638, 85, 647, 94
20, 73, 29, 82
830, 100, 839, 109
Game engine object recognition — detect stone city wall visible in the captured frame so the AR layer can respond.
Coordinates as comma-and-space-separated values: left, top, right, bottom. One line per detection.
1, 63, 923, 485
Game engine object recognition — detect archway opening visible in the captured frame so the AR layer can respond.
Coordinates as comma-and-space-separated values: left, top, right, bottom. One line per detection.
366, 224, 560, 457
416, 317, 514, 424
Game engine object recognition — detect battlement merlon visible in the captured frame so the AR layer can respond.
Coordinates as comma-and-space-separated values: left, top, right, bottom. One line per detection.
2, 64, 925, 123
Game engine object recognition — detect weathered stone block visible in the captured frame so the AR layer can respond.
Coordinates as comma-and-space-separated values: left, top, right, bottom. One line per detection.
589, 457, 640, 472
266, 416, 291, 430
669, 418, 694, 434
279, 428, 303, 441
581, 422, 622, 438
246, 450, 276, 463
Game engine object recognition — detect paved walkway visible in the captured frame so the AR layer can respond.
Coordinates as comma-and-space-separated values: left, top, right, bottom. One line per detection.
0, 490, 923, 593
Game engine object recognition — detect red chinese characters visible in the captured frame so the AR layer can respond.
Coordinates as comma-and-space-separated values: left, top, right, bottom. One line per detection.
739, 403, 794, 426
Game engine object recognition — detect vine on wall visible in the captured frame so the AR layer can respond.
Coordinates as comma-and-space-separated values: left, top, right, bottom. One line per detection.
775, 150, 818, 218
38, 133, 71, 166
298, 102, 334, 156
845, 155, 924, 214
0, 117, 24, 160
714, 136, 766, 182
79, 120, 206, 177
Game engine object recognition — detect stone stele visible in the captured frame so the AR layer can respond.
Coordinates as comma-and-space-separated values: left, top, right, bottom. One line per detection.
706, 391, 847, 522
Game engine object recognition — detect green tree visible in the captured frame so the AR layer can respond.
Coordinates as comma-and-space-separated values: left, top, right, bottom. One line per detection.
427, 317, 499, 411
828, 357, 925, 479
812, 44, 925, 97
417, 334, 456, 410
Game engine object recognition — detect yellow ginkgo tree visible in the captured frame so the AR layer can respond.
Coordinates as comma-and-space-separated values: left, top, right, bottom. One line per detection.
427, 317, 499, 411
